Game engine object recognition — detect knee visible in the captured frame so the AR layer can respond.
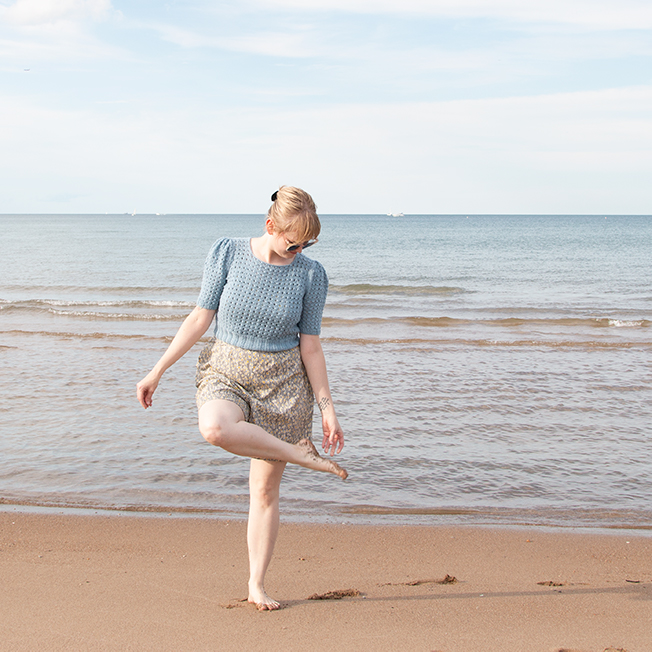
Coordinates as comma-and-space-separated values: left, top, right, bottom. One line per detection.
249, 479, 280, 509
199, 421, 227, 447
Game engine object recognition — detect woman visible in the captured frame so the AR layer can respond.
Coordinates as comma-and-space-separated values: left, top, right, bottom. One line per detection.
136, 186, 347, 611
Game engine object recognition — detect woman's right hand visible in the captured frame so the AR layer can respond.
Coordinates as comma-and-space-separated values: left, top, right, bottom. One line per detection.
135, 307, 215, 410
136, 370, 161, 409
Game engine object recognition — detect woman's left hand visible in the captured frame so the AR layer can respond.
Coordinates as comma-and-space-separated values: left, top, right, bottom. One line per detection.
299, 333, 345, 456
321, 412, 344, 456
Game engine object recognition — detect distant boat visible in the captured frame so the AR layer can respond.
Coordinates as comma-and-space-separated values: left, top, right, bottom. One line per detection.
386, 212, 404, 217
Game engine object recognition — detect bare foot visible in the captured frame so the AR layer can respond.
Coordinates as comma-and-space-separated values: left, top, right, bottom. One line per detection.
296, 439, 348, 479
248, 583, 281, 611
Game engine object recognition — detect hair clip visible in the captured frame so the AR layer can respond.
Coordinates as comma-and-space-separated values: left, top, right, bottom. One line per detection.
271, 191, 278, 202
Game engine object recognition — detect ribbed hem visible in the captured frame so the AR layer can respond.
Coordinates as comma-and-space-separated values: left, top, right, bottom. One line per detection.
215, 327, 299, 352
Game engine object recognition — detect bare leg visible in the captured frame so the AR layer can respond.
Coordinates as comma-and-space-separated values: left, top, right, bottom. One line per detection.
247, 459, 285, 611
198, 399, 347, 479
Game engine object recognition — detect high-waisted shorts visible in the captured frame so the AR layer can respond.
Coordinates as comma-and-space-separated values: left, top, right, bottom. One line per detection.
195, 339, 314, 445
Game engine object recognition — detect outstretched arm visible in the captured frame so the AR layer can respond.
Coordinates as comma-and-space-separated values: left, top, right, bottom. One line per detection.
137, 306, 216, 409
299, 333, 344, 456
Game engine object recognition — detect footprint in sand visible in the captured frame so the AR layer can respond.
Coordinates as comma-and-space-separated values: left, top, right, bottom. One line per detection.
307, 588, 361, 600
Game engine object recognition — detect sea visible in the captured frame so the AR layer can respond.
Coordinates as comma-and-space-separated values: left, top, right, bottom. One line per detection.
1, 213, 651, 532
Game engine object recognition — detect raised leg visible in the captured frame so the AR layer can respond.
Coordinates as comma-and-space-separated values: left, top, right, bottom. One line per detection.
198, 399, 347, 479
247, 458, 286, 611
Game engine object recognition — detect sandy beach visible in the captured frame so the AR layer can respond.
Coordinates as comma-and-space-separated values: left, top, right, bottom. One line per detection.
0, 512, 649, 651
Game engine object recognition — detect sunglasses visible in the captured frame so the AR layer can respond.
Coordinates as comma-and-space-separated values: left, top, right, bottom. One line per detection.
285, 238, 318, 253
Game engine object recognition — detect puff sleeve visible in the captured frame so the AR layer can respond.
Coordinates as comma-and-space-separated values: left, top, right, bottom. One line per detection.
297, 261, 328, 335
196, 238, 235, 310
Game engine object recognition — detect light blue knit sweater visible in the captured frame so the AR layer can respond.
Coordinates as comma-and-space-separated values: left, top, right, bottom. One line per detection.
196, 237, 328, 352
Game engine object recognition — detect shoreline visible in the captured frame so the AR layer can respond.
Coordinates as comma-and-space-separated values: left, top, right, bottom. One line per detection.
1, 511, 650, 651
2, 500, 652, 537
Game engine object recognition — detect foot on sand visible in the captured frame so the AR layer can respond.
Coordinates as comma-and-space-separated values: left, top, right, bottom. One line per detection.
296, 439, 348, 479
248, 584, 281, 611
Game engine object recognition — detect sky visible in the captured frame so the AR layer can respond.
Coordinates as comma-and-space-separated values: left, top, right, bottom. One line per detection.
1, 0, 651, 214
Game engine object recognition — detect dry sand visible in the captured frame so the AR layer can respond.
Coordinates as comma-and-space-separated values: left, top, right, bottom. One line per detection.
1, 511, 650, 651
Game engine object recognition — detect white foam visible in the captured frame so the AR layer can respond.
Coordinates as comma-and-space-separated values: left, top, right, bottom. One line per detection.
608, 319, 643, 328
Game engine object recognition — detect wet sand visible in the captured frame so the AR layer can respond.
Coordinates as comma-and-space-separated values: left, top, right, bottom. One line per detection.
0, 511, 649, 651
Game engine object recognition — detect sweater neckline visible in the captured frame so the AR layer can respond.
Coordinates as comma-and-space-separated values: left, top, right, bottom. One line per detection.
247, 238, 299, 268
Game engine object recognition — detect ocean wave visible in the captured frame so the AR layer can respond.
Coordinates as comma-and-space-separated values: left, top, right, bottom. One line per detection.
3, 496, 651, 530
0, 329, 173, 341
322, 316, 651, 329
43, 309, 187, 321
0, 298, 193, 309
322, 316, 465, 327
329, 283, 467, 296
2, 301, 649, 329
2, 328, 647, 349
338, 504, 652, 529
320, 337, 650, 349
0, 495, 233, 516
0, 300, 190, 321
0, 284, 199, 294
607, 319, 646, 328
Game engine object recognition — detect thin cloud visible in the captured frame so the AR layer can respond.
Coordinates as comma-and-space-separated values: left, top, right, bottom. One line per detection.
0, 0, 113, 26
2, 85, 650, 212
135, 5, 652, 74
149, 21, 317, 58
2, 1, 651, 213
250, 0, 652, 30
0, 0, 127, 63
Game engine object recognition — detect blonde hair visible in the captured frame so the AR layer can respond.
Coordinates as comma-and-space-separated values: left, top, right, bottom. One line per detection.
267, 186, 320, 241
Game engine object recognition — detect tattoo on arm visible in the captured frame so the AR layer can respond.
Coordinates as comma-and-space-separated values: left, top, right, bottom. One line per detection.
318, 397, 331, 412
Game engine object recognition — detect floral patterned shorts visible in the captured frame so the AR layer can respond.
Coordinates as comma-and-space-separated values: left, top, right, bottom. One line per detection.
195, 339, 314, 446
